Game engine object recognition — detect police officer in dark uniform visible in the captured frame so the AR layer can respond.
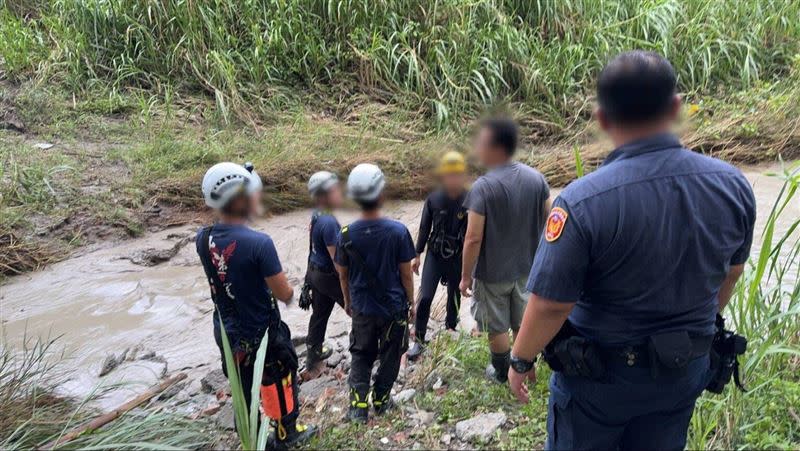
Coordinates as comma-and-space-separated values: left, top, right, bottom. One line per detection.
507, 51, 756, 450
408, 151, 469, 360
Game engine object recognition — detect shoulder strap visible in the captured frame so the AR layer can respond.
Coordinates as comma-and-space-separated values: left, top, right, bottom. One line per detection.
308, 213, 320, 263
197, 226, 219, 302
197, 225, 241, 320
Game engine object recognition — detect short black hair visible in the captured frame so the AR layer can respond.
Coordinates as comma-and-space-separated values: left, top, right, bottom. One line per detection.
221, 192, 249, 217
355, 198, 381, 211
597, 50, 677, 124
480, 117, 518, 156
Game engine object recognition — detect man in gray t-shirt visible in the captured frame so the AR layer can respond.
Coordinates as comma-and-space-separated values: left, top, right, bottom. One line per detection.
460, 118, 551, 383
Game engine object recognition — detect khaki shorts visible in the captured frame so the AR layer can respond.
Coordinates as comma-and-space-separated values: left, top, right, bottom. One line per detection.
470, 276, 529, 334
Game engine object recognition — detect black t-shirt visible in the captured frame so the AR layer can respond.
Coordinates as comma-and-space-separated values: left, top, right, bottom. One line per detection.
196, 223, 282, 347
415, 189, 468, 255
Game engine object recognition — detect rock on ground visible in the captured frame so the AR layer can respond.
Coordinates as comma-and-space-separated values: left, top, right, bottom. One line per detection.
455, 412, 507, 443
212, 403, 236, 431
393, 388, 416, 404
201, 369, 228, 394
299, 375, 336, 403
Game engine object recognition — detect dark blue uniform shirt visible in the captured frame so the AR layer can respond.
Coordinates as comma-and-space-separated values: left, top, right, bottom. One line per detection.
334, 218, 416, 318
196, 223, 283, 347
309, 211, 340, 272
527, 133, 756, 346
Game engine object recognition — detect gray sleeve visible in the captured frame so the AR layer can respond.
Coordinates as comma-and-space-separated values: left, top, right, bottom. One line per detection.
463, 180, 487, 215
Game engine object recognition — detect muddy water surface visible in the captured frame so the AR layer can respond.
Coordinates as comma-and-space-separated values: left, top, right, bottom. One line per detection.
0, 166, 796, 408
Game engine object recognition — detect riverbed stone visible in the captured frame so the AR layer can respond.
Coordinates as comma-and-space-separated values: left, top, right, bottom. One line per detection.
393, 388, 416, 404
326, 352, 344, 368
299, 375, 336, 402
455, 412, 507, 443
213, 403, 236, 430
201, 369, 228, 394
408, 409, 435, 425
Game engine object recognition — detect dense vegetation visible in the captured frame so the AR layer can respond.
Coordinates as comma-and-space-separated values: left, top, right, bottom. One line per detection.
2, 0, 800, 130
1, 1, 800, 449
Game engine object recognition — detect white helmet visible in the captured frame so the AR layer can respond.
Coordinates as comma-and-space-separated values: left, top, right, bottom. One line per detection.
307, 171, 339, 197
201, 162, 262, 209
347, 163, 385, 202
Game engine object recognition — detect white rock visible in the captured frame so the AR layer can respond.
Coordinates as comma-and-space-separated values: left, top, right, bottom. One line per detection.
380, 437, 390, 444
431, 377, 443, 390
34, 142, 54, 150
409, 409, 435, 425
441, 433, 452, 445
455, 412, 507, 443
393, 388, 416, 404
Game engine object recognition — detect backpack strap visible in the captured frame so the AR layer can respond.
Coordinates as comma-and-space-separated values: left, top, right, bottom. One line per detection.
305, 212, 321, 277
197, 225, 245, 339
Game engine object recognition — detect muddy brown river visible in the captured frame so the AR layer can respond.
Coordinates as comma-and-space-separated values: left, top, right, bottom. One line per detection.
1, 165, 797, 408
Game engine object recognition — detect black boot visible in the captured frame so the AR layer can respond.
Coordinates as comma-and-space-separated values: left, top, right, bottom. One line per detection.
272, 422, 317, 449
344, 387, 369, 424
306, 344, 333, 367
485, 351, 510, 383
372, 389, 395, 415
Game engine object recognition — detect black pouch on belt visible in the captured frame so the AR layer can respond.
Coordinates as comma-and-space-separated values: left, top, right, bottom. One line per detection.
648, 330, 691, 379
544, 321, 605, 380
706, 314, 747, 393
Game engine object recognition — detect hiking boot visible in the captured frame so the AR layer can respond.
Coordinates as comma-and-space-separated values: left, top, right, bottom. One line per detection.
306, 345, 333, 367
485, 351, 510, 383
407, 341, 425, 361
372, 396, 395, 415
280, 423, 317, 447
346, 387, 370, 424
485, 363, 507, 383
344, 406, 369, 424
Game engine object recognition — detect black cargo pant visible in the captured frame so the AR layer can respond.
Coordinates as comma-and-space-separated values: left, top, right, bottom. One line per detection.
348, 311, 409, 402
415, 250, 461, 342
306, 264, 345, 363
215, 327, 299, 431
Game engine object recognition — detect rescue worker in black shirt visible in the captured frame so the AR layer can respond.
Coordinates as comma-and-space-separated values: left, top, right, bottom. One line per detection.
197, 162, 316, 448
408, 152, 469, 360
300, 171, 345, 379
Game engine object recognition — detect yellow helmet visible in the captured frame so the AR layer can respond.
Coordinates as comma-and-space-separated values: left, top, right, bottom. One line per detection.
436, 151, 466, 175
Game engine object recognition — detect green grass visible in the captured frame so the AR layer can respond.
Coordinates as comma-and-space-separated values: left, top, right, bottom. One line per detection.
2, 0, 800, 129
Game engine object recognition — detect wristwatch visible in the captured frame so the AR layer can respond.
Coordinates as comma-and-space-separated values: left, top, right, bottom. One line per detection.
510, 353, 537, 374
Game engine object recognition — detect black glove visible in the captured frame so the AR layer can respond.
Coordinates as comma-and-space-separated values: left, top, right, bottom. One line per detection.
299, 282, 313, 310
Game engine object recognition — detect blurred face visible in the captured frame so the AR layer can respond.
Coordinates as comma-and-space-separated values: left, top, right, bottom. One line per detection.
248, 190, 264, 217
473, 127, 496, 167
323, 183, 344, 208
440, 172, 466, 193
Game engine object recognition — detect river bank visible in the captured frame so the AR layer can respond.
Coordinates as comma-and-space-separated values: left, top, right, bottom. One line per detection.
1, 162, 797, 448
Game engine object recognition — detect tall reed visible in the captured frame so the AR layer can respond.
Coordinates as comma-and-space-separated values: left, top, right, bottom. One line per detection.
690, 163, 800, 448
3, 0, 799, 127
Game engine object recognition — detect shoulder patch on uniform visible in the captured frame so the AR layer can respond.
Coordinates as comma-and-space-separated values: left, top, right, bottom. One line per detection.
545, 207, 568, 242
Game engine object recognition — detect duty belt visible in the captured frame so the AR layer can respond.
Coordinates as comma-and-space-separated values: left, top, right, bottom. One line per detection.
601, 334, 713, 368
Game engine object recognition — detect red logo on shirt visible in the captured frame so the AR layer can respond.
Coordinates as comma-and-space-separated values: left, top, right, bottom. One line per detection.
545, 207, 568, 242
210, 239, 237, 282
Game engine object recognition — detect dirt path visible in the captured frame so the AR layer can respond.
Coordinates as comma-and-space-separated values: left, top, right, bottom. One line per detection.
0, 165, 796, 411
